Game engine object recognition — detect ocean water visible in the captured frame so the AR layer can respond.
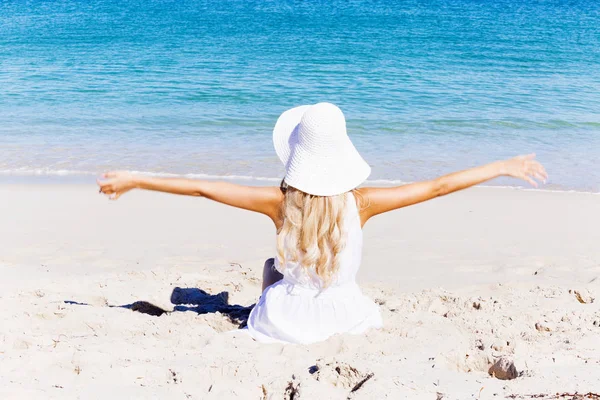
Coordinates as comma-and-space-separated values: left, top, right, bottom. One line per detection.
1, 0, 599, 191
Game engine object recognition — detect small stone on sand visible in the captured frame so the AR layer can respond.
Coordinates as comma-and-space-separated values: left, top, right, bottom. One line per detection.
488, 357, 518, 380
535, 322, 552, 332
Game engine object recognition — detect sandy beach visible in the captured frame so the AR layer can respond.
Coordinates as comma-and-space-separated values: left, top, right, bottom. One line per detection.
1, 183, 599, 399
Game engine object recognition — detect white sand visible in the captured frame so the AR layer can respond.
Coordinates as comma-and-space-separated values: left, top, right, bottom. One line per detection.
0, 184, 599, 399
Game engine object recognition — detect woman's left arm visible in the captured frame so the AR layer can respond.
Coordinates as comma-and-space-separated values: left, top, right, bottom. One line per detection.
97, 172, 283, 223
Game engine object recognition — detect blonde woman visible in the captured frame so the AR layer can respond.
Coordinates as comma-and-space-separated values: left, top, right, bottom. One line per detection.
97, 102, 547, 344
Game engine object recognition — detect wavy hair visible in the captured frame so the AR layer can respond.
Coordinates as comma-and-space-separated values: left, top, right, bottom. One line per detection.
276, 182, 349, 287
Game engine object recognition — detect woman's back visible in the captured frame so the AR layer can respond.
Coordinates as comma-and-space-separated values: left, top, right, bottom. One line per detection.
276, 192, 363, 289
247, 192, 383, 344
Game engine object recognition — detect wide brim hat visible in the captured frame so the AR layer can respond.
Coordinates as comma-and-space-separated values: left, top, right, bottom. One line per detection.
273, 102, 371, 196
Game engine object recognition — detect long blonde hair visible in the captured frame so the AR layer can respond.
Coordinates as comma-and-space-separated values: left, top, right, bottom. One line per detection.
276, 183, 349, 287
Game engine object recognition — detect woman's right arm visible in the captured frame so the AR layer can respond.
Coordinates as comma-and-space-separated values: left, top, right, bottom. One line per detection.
97, 172, 283, 223
357, 154, 547, 226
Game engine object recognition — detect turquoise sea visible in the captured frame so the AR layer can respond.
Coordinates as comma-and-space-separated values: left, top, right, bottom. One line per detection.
1, 0, 599, 191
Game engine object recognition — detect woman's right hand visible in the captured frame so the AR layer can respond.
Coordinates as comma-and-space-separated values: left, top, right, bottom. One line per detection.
500, 154, 548, 187
97, 171, 136, 200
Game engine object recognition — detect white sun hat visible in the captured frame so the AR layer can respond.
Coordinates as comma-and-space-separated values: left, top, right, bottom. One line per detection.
273, 102, 371, 196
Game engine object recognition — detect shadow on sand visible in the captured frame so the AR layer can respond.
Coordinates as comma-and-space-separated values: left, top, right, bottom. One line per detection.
65, 287, 255, 328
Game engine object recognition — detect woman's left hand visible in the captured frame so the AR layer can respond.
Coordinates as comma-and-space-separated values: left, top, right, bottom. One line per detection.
97, 171, 136, 200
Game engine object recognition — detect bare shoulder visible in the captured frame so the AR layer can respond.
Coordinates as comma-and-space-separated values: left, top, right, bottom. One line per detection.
231, 184, 285, 228
200, 182, 284, 225
353, 187, 375, 227
355, 186, 403, 226
253, 184, 284, 206
354, 185, 418, 226
260, 185, 285, 204
356, 180, 443, 226
258, 185, 285, 225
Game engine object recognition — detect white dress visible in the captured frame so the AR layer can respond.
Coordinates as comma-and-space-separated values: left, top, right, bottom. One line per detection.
246, 192, 383, 344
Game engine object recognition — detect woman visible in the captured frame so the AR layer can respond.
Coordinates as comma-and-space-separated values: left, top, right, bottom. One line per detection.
97, 102, 547, 344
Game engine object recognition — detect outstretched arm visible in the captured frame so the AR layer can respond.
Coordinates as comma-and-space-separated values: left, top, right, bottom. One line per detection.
97, 172, 283, 224
357, 154, 547, 225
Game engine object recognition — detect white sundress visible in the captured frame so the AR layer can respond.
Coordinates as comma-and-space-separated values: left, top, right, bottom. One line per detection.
246, 192, 383, 344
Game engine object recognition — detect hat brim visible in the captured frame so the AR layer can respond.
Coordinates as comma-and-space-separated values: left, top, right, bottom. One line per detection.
284, 144, 371, 196
273, 105, 310, 167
